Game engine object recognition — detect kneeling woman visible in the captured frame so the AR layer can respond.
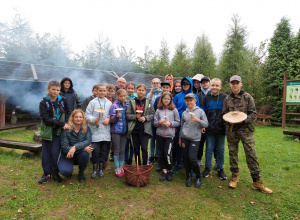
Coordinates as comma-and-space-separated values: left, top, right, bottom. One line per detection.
58, 109, 93, 182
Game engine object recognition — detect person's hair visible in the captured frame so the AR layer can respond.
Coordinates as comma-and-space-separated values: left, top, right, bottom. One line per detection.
126, 82, 136, 89
106, 84, 116, 91
68, 109, 88, 133
172, 80, 182, 96
211, 78, 222, 85
97, 84, 106, 89
157, 92, 175, 110
149, 78, 161, 100
48, 81, 60, 89
92, 84, 99, 90
136, 84, 146, 90
116, 89, 126, 97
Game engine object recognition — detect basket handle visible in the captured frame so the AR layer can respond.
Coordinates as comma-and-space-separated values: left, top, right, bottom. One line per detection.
136, 156, 139, 172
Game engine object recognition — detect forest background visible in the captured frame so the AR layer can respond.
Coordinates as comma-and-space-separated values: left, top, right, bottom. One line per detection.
0, 14, 300, 122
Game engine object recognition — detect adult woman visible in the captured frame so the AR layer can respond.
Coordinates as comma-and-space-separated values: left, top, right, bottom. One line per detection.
58, 109, 93, 182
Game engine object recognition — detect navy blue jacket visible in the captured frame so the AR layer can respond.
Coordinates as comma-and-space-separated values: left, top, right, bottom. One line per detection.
201, 92, 227, 135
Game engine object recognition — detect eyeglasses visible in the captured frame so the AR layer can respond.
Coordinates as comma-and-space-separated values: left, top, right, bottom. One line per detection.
152, 82, 160, 84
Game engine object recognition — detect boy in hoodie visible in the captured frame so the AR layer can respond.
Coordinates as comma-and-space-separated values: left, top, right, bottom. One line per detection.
172, 77, 200, 174
38, 81, 71, 184
82, 84, 98, 112
60, 77, 82, 116
179, 93, 208, 188
201, 78, 227, 180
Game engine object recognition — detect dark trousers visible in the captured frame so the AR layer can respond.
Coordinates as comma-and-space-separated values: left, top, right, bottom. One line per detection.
131, 133, 151, 165
197, 133, 205, 161
91, 141, 108, 164
105, 141, 112, 162
125, 138, 134, 161
182, 138, 201, 178
42, 135, 60, 175
175, 127, 183, 166
58, 151, 90, 177
156, 135, 173, 171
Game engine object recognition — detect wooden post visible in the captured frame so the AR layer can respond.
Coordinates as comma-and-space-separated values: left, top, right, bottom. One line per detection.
282, 72, 288, 129
0, 93, 9, 128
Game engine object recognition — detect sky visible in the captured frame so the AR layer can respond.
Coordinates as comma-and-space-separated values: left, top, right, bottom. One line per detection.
1, 0, 300, 60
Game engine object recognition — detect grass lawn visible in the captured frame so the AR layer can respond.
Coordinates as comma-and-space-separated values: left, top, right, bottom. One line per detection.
0, 126, 299, 219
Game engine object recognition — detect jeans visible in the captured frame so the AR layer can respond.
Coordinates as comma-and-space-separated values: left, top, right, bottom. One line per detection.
42, 135, 60, 175
205, 134, 225, 170
125, 138, 134, 161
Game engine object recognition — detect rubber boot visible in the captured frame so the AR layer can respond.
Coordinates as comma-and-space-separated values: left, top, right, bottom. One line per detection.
99, 163, 104, 178
91, 164, 98, 179
114, 156, 120, 169
119, 160, 124, 168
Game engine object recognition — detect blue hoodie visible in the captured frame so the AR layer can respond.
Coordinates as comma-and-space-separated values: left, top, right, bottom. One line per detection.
173, 77, 200, 117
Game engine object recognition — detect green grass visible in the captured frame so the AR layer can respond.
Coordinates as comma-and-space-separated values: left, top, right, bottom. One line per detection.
0, 126, 299, 219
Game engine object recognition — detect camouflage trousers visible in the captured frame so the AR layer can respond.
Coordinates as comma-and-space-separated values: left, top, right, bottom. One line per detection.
226, 126, 260, 179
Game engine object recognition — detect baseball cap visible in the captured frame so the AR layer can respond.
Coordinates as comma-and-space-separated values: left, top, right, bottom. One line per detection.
182, 79, 190, 85
184, 93, 196, 100
161, 81, 171, 87
230, 75, 242, 82
200, 76, 210, 83
192, 74, 204, 82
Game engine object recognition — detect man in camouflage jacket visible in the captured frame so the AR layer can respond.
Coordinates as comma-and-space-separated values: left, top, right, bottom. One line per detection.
222, 75, 272, 194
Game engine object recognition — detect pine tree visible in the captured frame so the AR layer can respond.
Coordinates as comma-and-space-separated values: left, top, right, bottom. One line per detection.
171, 40, 191, 77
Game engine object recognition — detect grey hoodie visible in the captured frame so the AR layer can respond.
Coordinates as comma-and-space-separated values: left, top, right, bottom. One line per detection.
179, 106, 208, 141
153, 108, 180, 138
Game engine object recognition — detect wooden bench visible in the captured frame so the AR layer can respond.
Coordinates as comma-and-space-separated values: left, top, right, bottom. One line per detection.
283, 130, 300, 136
0, 139, 42, 157
0, 123, 38, 131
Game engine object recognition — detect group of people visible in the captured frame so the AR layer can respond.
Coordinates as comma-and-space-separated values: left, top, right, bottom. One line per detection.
38, 73, 272, 194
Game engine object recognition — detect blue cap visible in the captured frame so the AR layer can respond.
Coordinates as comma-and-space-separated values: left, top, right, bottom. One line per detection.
161, 81, 171, 87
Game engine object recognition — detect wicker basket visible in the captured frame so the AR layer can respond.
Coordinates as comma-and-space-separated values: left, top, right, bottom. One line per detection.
123, 162, 153, 187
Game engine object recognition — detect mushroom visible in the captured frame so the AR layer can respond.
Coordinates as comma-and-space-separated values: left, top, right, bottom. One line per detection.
223, 111, 247, 132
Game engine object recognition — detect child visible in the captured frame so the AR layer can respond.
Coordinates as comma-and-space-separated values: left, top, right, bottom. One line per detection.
126, 84, 154, 165
172, 77, 200, 174
165, 74, 174, 92
105, 84, 116, 168
58, 109, 93, 182
106, 84, 116, 103
85, 84, 112, 178
39, 81, 70, 184
110, 89, 128, 177
124, 82, 137, 165
147, 78, 162, 164
172, 80, 182, 97
179, 93, 208, 188
154, 92, 180, 181
222, 75, 272, 193
82, 84, 98, 112
60, 77, 82, 115
201, 78, 227, 180
192, 74, 204, 95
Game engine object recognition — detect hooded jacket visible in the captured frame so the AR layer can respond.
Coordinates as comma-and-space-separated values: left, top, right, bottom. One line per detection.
154, 108, 180, 138
179, 106, 208, 141
173, 77, 200, 117
110, 100, 128, 134
60, 77, 82, 113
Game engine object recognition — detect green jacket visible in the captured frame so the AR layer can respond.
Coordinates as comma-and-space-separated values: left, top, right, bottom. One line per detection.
126, 98, 154, 138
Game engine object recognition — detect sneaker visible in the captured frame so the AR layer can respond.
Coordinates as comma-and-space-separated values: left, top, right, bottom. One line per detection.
166, 171, 173, 181
52, 173, 62, 182
109, 155, 114, 162
115, 168, 122, 177
229, 173, 239, 188
159, 172, 167, 181
218, 169, 228, 180
172, 165, 183, 174
104, 162, 112, 170
149, 156, 155, 164
198, 160, 203, 166
252, 179, 273, 194
38, 174, 50, 184
202, 167, 211, 178
156, 164, 162, 172
78, 171, 86, 182
120, 168, 125, 177
153, 156, 159, 165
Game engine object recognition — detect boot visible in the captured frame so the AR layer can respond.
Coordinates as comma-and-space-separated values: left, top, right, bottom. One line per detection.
91, 164, 98, 179
252, 178, 273, 194
195, 177, 202, 188
78, 171, 86, 182
186, 173, 192, 187
229, 173, 239, 188
114, 156, 120, 170
99, 163, 104, 178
